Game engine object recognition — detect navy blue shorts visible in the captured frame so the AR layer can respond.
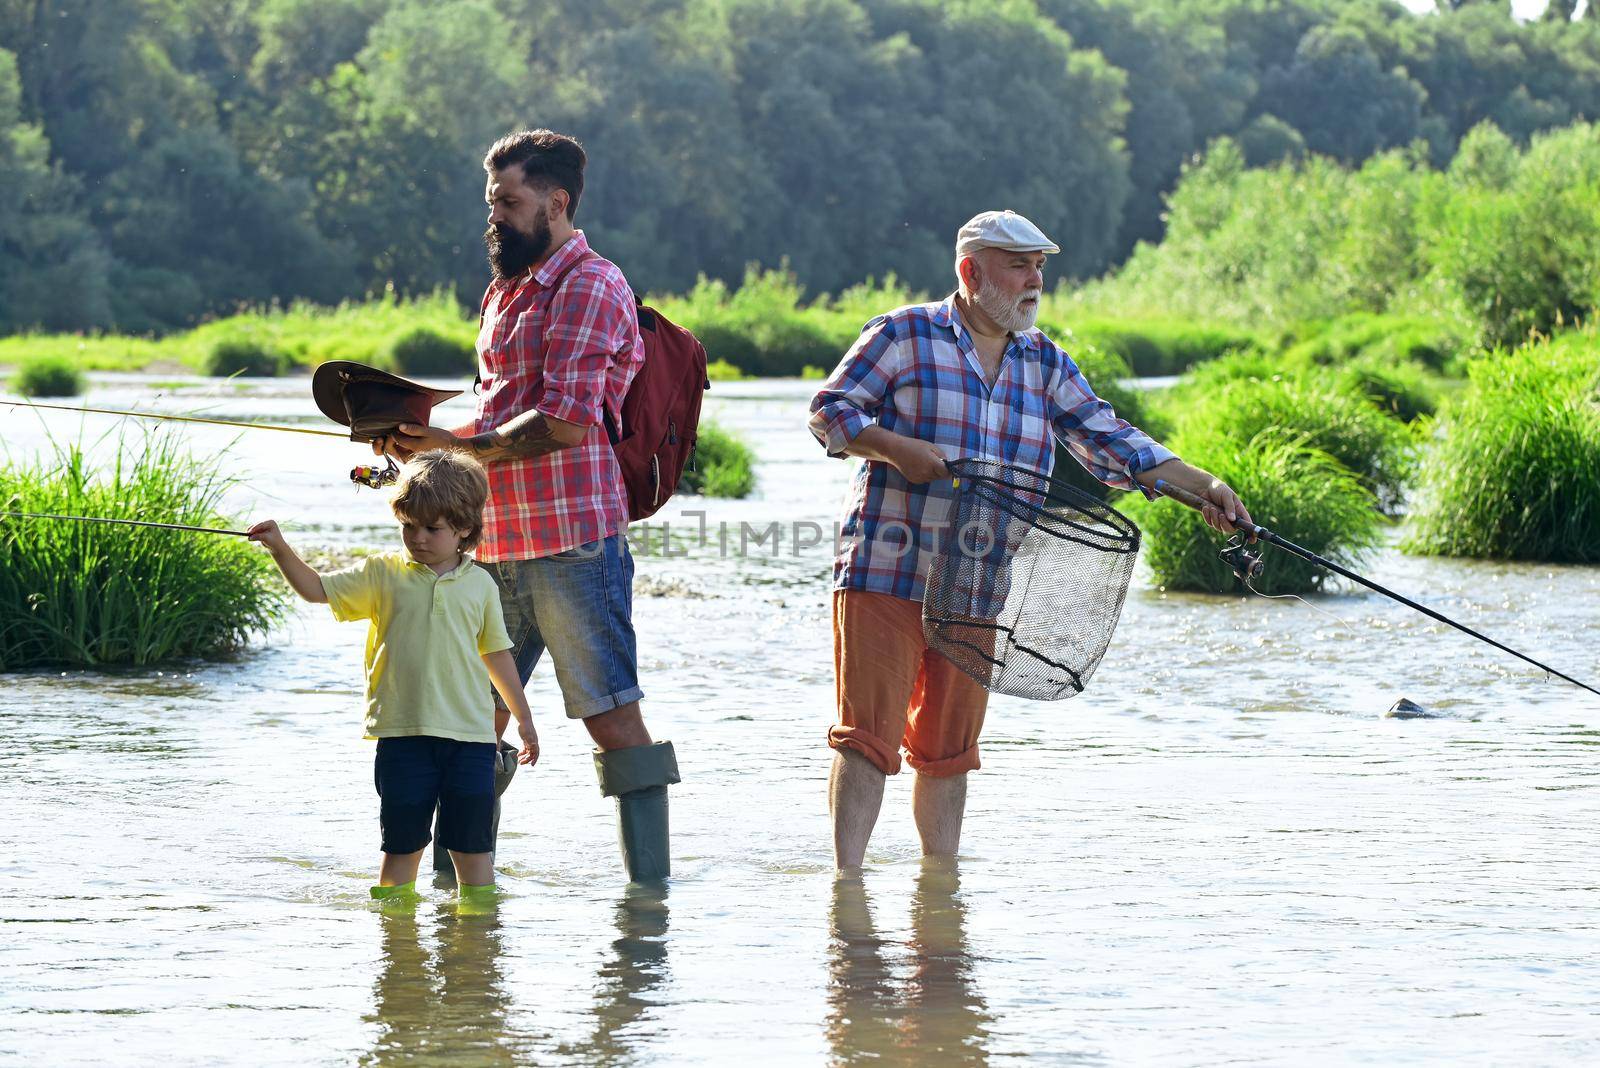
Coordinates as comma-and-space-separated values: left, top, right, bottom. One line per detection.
373, 736, 496, 855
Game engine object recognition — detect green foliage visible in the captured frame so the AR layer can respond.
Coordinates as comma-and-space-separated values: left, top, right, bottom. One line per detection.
681, 422, 756, 499
1173, 375, 1417, 510
1282, 314, 1469, 372
10, 1, 1600, 333
203, 336, 286, 378
1332, 356, 1437, 423
1403, 334, 1600, 562
651, 268, 917, 378
1124, 429, 1381, 595
1050, 313, 1263, 376
706, 359, 749, 382
0, 433, 288, 668
1079, 124, 1600, 350
11, 354, 85, 397
386, 327, 473, 376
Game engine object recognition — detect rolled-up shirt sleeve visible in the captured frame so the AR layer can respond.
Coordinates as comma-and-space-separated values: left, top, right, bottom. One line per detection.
808, 316, 900, 459
536, 269, 629, 427
1049, 353, 1176, 496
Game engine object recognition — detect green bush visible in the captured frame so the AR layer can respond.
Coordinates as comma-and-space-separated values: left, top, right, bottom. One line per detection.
1058, 316, 1262, 376
1124, 429, 1381, 595
0, 433, 288, 668
1403, 335, 1600, 562
1173, 375, 1417, 509
12, 354, 85, 397
680, 422, 756, 499
1283, 314, 1468, 373
1332, 355, 1437, 423
203, 335, 285, 377
387, 327, 474, 376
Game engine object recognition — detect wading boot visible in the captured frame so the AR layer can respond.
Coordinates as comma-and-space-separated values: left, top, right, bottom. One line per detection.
432, 741, 520, 877
594, 741, 681, 883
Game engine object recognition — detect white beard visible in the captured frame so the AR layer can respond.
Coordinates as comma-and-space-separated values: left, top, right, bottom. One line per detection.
976, 277, 1041, 333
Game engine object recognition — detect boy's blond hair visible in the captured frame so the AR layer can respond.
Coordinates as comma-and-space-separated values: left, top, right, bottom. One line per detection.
391, 450, 490, 551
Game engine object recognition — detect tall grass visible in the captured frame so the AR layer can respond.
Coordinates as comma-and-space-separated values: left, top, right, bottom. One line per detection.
1124, 429, 1381, 595
1168, 375, 1417, 510
12, 353, 85, 397
1403, 335, 1600, 562
0, 432, 287, 668
0, 291, 475, 375
680, 422, 756, 499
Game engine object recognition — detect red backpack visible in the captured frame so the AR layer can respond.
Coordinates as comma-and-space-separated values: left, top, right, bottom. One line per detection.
606, 297, 710, 520
536, 252, 709, 520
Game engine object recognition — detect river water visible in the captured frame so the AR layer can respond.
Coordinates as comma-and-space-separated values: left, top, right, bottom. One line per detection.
3, 376, 1599, 1065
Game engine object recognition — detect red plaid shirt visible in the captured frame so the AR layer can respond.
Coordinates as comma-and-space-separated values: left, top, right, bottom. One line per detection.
470, 231, 643, 561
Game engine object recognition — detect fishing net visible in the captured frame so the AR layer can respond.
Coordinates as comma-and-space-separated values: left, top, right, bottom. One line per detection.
922, 458, 1142, 701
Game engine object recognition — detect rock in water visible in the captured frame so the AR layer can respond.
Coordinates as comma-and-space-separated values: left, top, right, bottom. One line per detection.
1385, 698, 1437, 720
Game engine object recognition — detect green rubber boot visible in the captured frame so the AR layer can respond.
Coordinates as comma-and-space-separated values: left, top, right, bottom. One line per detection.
457, 881, 499, 916
370, 880, 421, 912
433, 741, 519, 876
594, 741, 680, 883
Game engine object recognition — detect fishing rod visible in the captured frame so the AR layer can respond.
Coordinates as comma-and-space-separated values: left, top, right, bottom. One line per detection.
7, 400, 399, 489
8, 400, 348, 438
0, 511, 250, 537
1154, 478, 1600, 698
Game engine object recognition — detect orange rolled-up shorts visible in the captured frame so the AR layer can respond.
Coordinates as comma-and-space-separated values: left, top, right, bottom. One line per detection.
828, 589, 989, 778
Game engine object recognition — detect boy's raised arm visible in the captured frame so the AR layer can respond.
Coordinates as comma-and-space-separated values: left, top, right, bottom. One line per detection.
483, 649, 538, 766
246, 520, 328, 604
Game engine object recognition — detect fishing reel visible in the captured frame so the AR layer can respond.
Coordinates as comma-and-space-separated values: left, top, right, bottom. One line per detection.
1220, 534, 1265, 583
350, 456, 400, 490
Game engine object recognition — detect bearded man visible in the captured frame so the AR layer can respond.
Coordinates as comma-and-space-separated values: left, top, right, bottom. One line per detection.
808, 210, 1251, 871
375, 129, 679, 883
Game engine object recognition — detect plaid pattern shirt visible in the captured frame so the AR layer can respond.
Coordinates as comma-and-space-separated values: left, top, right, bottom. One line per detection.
808, 296, 1176, 603
471, 231, 644, 562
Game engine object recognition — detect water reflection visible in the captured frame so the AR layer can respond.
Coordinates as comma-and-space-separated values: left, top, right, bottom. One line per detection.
559, 883, 672, 1064
827, 859, 992, 1066
362, 907, 517, 1067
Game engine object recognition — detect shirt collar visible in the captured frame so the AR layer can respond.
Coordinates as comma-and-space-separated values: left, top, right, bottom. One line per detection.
533, 230, 590, 288
403, 553, 474, 580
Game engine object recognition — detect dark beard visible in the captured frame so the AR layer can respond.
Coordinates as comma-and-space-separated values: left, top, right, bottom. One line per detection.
485, 212, 552, 281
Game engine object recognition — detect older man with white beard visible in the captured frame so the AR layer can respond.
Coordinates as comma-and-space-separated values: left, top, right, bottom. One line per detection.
808, 210, 1250, 872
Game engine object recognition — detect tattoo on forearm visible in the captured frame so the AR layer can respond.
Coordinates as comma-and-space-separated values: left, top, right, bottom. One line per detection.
466, 411, 571, 461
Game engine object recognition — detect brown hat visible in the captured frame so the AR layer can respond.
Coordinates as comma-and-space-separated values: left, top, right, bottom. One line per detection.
312, 361, 464, 443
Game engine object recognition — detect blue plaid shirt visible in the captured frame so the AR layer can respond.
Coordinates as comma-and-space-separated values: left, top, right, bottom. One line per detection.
808, 296, 1175, 603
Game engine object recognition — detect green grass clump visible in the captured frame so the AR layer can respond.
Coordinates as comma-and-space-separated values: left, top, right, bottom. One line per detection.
1173, 375, 1416, 509
386, 327, 474, 376
1331, 356, 1437, 423
680, 422, 756, 499
1403, 335, 1600, 562
1050, 314, 1262, 376
203, 335, 285, 377
707, 359, 749, 382
12, 354, 85, 397
1284, 314, 1468, 373
1124, 429, 1381, 595
0, 433, 288, 668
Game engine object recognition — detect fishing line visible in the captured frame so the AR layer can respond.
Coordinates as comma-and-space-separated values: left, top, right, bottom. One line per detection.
1242, 579, 1363, 637
1154, 478, 1600, 698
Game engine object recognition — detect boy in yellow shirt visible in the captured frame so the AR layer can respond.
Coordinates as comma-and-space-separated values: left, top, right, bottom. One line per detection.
248, 450, 537, 906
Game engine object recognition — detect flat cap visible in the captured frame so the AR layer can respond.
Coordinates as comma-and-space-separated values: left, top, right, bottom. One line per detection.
955, 210, 1060, 257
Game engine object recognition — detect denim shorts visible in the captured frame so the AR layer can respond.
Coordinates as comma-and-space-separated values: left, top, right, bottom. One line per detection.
488, 534, 644, 720
374, 735, 496, 855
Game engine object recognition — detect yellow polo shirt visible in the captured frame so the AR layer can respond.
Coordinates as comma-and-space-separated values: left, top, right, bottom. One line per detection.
321, 551, 513, 744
